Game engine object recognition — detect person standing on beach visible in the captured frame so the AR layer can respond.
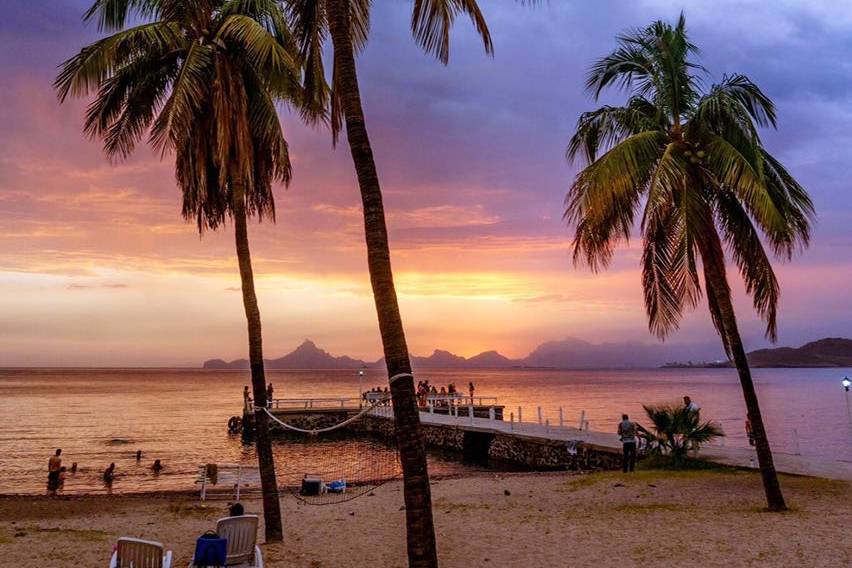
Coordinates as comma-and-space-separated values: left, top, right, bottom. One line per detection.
745, 417, 756, 446
47, 449, 62, 495
618, 414, 638, 473
103, 463, 116, 485
266, 383, 274, 405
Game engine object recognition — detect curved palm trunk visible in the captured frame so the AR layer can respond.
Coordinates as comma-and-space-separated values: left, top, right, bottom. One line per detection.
326, 1, 438, 565
232, 181, 285, 541
698, 236, 787, 511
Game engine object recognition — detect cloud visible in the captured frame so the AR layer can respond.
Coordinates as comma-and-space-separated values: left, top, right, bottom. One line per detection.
66, 282, 129, 290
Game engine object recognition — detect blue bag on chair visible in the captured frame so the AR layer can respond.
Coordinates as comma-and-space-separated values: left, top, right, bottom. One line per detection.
193, 530, 227, 567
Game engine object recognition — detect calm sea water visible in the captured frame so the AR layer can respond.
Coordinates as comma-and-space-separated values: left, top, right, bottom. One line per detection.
0, 367, 850, 495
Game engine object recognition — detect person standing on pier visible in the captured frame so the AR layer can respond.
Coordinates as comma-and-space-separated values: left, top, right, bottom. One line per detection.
469, 381, 475, 402
683, 396, 700, 416
266, 383, 274, 405
618, 414, 638, 473
243, 385, 251, 407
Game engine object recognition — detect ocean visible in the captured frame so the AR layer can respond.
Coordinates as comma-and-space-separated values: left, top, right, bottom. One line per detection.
1, 367, 850, 495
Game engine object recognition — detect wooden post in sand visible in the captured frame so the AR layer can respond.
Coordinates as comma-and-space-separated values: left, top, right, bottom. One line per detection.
518, 407, 523, 426
579, 410, 586, 430
510, 412, 514, 431
537, 406, 542, 425
558, 407, 564, 427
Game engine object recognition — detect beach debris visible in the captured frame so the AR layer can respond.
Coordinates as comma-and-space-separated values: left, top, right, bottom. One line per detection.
504, 489, 511, 496
349, 511, 355, 516
647, 483, 657, 488
613, 482, 625, 488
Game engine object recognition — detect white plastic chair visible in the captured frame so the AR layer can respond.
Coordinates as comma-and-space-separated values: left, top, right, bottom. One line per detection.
109, 537, 172, 568
217, 515, 263, 567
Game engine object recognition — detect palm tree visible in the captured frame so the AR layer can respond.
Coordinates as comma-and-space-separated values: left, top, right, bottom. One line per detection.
564, 15, 813, 512
641, 403, 724, 466
284, 2, 494, 566
55, 0, 306, 540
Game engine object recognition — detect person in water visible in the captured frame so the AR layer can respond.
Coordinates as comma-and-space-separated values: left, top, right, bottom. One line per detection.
57, 467, 68, 493
151, 459, 163, 473
136, 449, 142, 462
47, 449, 62, 495
70, 462, 77, 474
266, 383, 274, 403
103, 463, 116, 484
228, 502, 245, 517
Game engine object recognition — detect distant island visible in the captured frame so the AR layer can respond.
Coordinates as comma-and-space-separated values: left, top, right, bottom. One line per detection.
662, 338, 852, 368
203, 337, 852, 371
204, 337, 721, 370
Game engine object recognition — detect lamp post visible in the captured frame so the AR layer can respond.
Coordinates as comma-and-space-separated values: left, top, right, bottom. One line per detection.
358, 369, 365, 407
843, 376, 851, 426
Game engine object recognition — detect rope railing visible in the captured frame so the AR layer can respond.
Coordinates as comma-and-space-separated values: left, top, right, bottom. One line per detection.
257, 403, 385, 435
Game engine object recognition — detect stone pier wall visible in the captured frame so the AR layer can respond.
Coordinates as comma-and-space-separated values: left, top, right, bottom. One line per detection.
243, 411, 621, 472
488, 434, 622, 470
353, 415, 621, 471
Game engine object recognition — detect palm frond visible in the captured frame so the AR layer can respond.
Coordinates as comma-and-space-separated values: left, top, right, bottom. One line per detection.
411, 0, 492, 64
701, 133, 786, 236
565, 130, 666, 270
566, 98, 662, 164
83, 0, 163, 31
55, 21, 183, 102
759, 150, 814, 258
712, 185, 781, 341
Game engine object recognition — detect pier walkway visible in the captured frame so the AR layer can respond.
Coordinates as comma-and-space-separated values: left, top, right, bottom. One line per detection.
372, 406, 852, 480
254, 397, 852, 481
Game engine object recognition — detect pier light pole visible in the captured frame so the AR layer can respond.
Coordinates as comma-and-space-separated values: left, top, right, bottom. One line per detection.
358, 369, 365, 406
843, 376, 851, 426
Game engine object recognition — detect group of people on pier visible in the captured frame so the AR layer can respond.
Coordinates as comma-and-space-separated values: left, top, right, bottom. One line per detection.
416, 380, 475, 408
363, 386, 392, 405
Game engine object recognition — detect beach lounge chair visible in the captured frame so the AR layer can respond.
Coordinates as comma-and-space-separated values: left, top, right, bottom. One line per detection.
188, 515, 263, 567
218, 515, 263, 566
109, 537, 172, 568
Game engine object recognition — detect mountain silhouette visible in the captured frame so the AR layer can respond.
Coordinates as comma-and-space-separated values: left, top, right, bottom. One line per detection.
203, 336, 852, 370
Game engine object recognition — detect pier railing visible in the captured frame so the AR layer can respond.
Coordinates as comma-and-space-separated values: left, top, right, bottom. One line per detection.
255, 397, 364, 411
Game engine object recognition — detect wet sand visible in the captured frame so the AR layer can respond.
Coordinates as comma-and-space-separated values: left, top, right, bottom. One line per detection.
1, 470, 849, 567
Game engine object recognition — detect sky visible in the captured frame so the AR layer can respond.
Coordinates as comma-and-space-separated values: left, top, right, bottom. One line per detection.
0, 1, 850, 366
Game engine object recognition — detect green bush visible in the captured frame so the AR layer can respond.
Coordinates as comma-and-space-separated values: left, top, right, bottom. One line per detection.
641, 403, 724, 467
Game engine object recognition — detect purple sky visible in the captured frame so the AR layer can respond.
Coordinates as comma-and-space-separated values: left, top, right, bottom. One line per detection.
0, 1, 850, 365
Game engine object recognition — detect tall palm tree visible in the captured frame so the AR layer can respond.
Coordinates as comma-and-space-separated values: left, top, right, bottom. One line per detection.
564, 15, 813, 512
285, 1, 493, 565
56, 0, 306, 540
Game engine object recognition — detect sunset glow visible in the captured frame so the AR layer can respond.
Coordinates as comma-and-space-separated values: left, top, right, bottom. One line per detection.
1, 0, 850, 366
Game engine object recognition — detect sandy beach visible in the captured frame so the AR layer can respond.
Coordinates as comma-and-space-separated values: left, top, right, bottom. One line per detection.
2, 468, 849, 567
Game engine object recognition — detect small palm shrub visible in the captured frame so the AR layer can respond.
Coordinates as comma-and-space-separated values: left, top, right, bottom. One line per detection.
641, 403, 724, 466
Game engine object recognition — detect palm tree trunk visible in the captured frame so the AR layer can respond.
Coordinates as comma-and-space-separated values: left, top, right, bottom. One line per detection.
232, 181, 285, 540
698, 236, 787, 511
326, 1, 438, 565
